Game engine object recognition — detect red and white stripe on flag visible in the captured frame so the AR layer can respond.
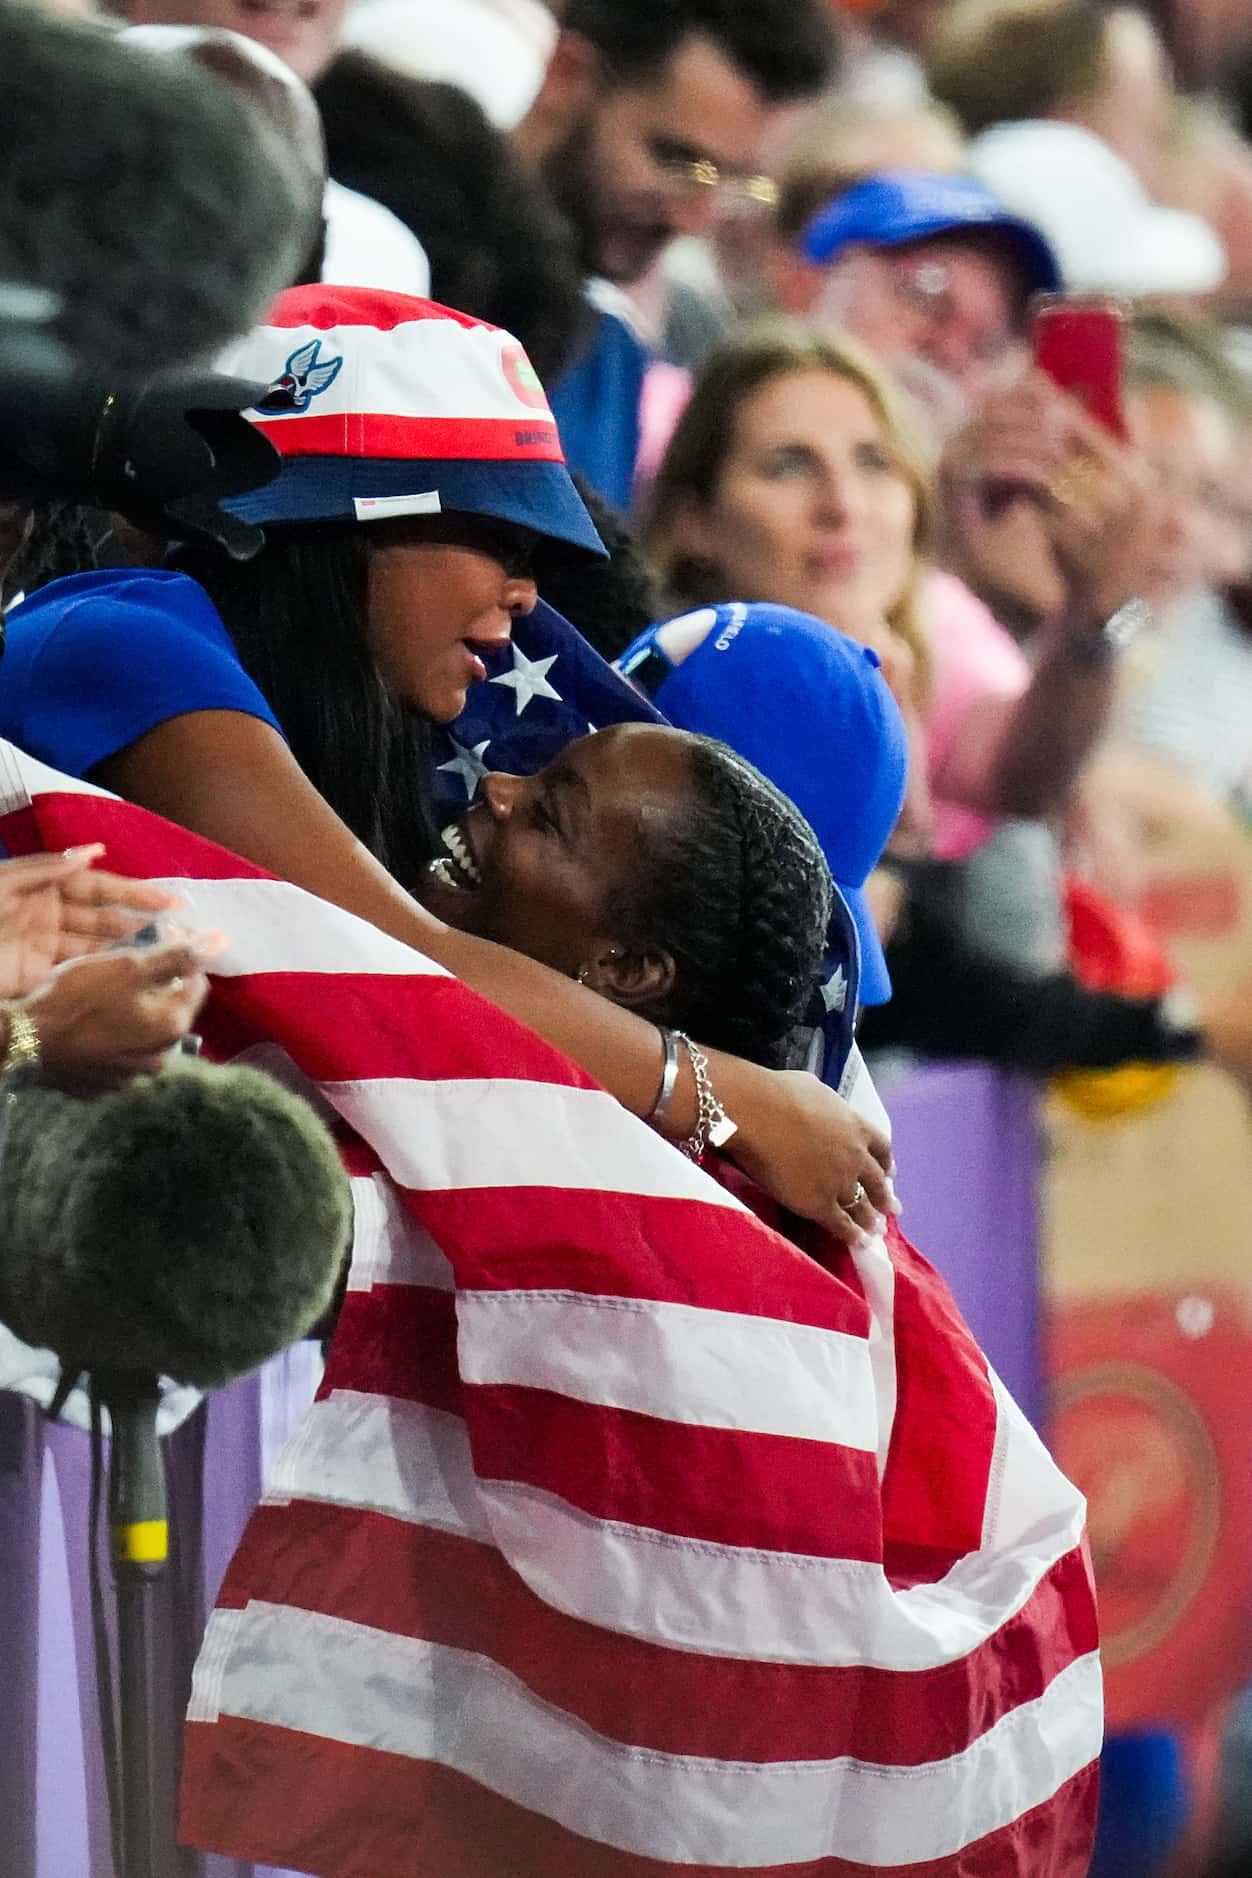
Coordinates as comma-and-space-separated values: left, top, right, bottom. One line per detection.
0, 744, 1102, 1878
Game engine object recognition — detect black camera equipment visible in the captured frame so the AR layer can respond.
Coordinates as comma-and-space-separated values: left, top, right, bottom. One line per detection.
0, 307, 281, 562
1, 0, 308, 379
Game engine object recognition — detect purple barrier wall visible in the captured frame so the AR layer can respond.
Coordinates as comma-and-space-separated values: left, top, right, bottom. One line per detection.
2, 1065, 1043, 1878
879, 1063, 1043, 1426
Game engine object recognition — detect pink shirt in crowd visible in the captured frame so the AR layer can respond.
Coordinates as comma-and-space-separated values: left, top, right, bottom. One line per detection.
924, 569, 1031, 861
633, 368, 1032, 868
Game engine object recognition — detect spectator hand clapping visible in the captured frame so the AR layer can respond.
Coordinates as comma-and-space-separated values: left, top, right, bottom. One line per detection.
0, 845, 181, 997
0, 847, 223, 1085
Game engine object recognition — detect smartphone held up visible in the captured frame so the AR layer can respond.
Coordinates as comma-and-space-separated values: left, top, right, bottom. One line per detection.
1031, 295, 1128, 438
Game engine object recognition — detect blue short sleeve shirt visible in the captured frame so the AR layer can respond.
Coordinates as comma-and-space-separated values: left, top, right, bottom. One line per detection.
0, 567, 282, 779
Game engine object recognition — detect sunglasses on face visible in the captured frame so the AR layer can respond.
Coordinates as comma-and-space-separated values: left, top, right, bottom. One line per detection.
370, 513, 539, 578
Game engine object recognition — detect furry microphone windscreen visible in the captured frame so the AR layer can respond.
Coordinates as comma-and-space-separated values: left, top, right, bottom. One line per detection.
0, 1058, 353, 1387
0, 1, 310, 376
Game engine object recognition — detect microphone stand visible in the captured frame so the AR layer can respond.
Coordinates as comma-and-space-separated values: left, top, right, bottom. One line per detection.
94, 1371, 169, 1878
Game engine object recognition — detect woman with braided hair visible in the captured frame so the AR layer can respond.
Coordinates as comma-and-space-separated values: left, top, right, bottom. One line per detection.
416, 721, 833, 1069
617, 601, 910, 1085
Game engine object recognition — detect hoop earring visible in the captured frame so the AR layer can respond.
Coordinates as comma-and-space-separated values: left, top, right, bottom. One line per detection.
577, 949, 618, 985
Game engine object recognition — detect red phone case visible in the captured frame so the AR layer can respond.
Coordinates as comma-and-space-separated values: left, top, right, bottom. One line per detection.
1032, 299, 1127, 438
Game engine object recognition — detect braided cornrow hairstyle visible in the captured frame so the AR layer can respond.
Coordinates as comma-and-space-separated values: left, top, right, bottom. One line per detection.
610, 736, 833, 1068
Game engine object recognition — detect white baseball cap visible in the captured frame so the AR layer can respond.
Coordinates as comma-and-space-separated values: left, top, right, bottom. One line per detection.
968, 120, 1227, 298
343, 0, 558, 130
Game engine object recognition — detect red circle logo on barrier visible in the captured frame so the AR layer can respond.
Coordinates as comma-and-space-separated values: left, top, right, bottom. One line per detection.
1048, 1291, 1252, 1729
1051, 1363, 1220, 1668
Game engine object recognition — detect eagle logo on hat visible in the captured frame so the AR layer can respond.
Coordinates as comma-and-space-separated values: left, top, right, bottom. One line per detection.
254, 338, 344, 414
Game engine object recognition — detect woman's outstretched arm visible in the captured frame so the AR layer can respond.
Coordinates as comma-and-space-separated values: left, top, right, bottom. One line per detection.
97, 709, 894, 1239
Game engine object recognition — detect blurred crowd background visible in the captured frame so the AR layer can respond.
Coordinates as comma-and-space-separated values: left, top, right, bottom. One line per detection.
7, 0, 1252, 1871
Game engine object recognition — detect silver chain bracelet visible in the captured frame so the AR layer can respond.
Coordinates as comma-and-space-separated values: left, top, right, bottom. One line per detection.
671, 1031, 737, 1161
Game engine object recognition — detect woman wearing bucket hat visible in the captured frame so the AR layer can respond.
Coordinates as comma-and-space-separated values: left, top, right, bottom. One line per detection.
0, 286, 894, 1240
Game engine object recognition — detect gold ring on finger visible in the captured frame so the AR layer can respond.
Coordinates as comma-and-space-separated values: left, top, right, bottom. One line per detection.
1049, 456, 1096, 509
1049, 469, 1085, 507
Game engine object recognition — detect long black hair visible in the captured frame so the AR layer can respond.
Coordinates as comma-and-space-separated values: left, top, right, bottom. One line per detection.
173, 523, 440, 886
315, 57, 589, 384
616, 736, 833, 1068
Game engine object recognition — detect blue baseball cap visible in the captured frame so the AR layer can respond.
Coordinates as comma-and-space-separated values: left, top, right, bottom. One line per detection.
801, 169, 1061, 298
618, 604, 908, 1007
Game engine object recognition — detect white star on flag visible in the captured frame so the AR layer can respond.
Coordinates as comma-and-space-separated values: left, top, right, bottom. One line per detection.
820, 966, 847, 1015
490, 644, 561, 716
437, 738, 492, 798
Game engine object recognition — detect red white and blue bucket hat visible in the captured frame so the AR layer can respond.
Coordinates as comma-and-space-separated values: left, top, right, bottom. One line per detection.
217, 285, 605, 562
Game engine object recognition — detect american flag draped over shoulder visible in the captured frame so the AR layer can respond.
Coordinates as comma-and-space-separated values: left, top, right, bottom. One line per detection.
0, 743, 1101, 1878
433, 599, 863, 1090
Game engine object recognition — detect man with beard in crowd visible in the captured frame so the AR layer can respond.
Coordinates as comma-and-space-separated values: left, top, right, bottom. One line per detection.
514, 0, 839, 505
